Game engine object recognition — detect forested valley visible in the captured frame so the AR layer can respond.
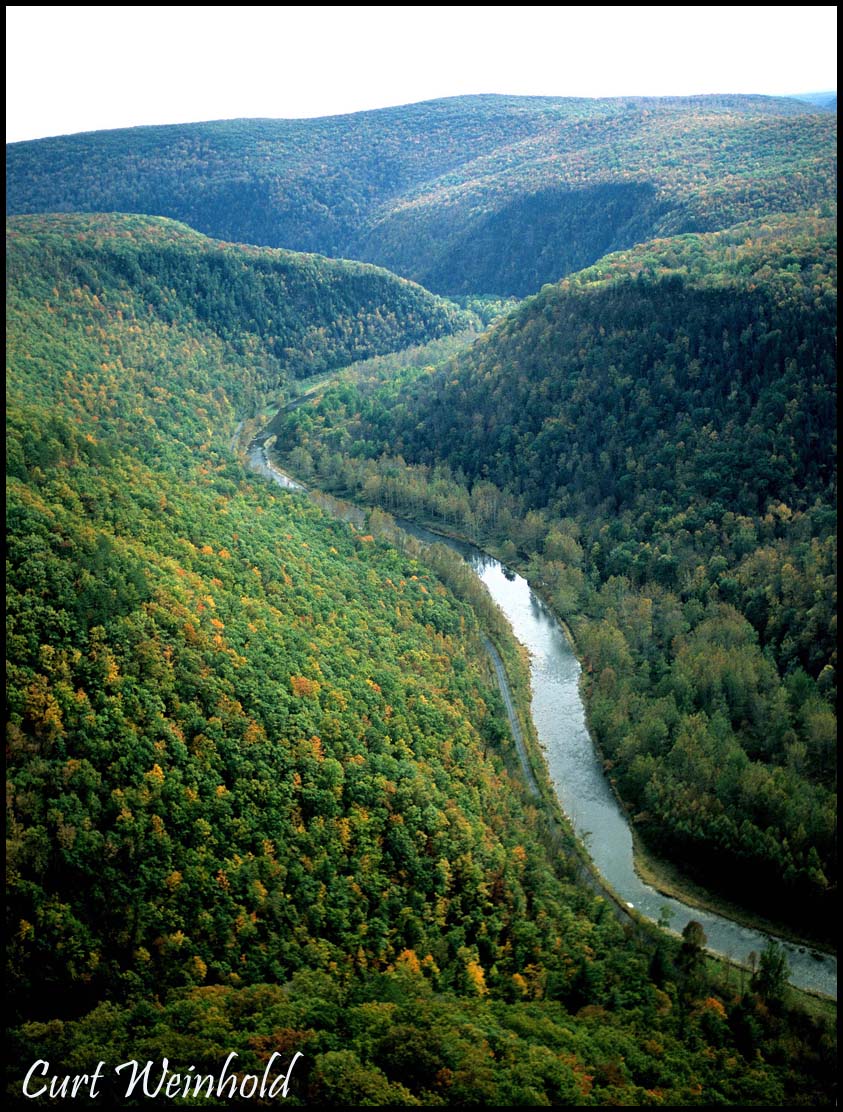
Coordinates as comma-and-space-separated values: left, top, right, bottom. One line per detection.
5, 90, 838, 1107
271, 213, 837, 941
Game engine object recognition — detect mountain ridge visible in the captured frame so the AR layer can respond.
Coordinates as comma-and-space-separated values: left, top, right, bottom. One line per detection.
7, 93, 836, 296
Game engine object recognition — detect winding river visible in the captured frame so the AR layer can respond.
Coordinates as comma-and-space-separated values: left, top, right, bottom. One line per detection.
246, 438, 837, 1000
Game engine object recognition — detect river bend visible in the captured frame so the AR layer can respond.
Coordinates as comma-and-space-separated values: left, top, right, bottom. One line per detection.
246, 439, 837, 1000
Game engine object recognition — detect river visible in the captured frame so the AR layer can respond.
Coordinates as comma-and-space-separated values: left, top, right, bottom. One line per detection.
245, 438, 837, 1000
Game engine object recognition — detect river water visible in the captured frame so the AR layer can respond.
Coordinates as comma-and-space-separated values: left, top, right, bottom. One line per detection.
246, 440, 837, 999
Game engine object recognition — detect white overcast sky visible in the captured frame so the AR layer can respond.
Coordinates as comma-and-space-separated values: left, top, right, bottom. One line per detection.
6, 5, 837, 142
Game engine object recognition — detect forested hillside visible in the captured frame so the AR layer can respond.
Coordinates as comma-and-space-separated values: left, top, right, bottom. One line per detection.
6, 213, 836, 1105
272, 212, 838, 937
7, 94, 836, 296
5, 212, 465, 382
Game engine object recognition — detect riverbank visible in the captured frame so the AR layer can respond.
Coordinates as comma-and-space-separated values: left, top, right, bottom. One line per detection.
487, 605, 835, 1014
631, 831, 836, 957
239, 424, 835, 998
490, 582, 837, 1000
239, 439, 643, 929
383, 508, 838, 961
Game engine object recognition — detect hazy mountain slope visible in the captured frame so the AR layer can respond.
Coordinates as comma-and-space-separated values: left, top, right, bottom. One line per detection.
272, 212, 838, 932
789, 91, 837, 109
7, 94, 837, 295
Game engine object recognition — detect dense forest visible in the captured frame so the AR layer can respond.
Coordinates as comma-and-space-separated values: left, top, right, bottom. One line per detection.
6, 213, 837, 1105
6, 213, 467, 382
6, 94, 836, 295
271, 212, 838, 938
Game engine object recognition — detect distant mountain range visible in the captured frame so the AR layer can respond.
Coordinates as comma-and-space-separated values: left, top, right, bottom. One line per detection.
7, 93, 837, 296
788, 90, 836, 110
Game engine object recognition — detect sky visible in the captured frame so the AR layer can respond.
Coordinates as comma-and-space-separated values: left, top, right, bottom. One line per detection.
6, 5, 837, 142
